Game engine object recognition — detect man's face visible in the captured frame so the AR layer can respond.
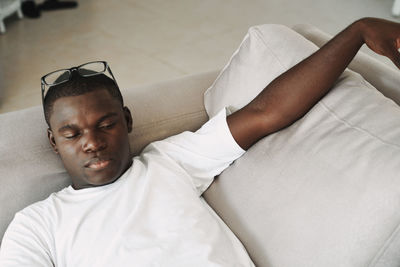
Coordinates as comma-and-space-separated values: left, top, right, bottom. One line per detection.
48, 89, 133, 190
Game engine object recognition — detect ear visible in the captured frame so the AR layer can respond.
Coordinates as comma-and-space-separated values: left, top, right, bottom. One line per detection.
123, 106, 133, 133
47, 128, 59, 154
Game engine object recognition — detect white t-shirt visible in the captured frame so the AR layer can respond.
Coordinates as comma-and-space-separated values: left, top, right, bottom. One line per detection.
0, 109, 255, 267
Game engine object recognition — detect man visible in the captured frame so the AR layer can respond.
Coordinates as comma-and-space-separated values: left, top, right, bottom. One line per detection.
0, 17, 399, 266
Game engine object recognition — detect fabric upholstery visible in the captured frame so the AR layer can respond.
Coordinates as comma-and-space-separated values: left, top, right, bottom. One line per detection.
204, 24, 318, 117
203, 24, 400, 266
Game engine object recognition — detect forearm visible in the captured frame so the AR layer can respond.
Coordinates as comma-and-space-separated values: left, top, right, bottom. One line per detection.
247, 19, 365, 131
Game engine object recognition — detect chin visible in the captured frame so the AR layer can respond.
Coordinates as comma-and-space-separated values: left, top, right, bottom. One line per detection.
82, 164, 122, 187
86, 170, 120, 187
71, 159, 131, 189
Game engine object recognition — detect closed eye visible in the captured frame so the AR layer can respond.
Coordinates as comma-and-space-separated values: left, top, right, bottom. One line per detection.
65, 133, 79, 139
99, 122, 116, 129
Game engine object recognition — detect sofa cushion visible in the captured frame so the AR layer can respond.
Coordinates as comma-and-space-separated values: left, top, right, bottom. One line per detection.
203, 24, 400, 267
0, 71, 216, 244
204, 24, 318, 117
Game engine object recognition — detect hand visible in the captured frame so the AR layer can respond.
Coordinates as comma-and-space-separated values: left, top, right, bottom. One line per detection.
358, 17, 400, 69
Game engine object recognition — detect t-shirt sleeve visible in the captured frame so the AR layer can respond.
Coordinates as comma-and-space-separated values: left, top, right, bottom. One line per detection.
0, 209, 54, 267
146, 108, 246, 195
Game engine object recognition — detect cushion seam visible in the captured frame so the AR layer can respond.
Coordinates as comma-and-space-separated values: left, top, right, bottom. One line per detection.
367, 220, 400, 267
204, 33, 250, 98
252, 26, 289, 70
319, 101, 400, 149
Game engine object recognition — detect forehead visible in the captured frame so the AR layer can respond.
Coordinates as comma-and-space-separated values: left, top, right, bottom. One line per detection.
50, 90, 122, 128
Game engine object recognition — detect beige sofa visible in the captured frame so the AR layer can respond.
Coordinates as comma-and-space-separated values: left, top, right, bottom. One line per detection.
1, 24, 400, 266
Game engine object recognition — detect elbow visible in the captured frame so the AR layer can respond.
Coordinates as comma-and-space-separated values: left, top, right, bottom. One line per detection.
257, 108, 298, 135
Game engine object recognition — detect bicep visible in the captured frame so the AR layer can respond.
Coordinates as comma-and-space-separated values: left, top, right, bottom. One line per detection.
147, 109, 246, 195
0, 215, 54, 267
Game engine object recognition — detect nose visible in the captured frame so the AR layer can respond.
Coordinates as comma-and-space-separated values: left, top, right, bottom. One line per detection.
82, 130, 107, 153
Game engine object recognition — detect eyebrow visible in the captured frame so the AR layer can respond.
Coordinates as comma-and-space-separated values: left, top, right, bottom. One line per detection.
97, 112, 119, 124
58, 124, 77, 133
58, 112, 119, 133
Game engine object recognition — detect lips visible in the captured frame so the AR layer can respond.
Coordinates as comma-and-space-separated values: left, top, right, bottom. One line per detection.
85, 158, 111, 170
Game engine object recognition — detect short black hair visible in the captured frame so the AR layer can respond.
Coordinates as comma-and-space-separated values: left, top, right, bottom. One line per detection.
43, 72, 124, 126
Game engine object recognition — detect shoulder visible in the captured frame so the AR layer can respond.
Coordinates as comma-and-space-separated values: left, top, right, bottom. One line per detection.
10, 191, 61, 235
20, 188, 66, 215
0, 195, 58, 266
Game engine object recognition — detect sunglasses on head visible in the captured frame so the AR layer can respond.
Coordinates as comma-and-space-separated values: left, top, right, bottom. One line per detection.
40, 61, 119, 107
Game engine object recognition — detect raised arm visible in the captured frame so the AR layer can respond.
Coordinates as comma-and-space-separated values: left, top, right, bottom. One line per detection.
227, 18, 400, 150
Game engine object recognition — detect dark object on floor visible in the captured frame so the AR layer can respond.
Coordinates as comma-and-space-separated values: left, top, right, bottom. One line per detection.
21, 1, 41, 18
38, 0, 78, 11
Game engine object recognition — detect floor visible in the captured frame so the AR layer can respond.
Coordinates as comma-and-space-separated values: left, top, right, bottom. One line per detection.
0, 0, 399, 114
